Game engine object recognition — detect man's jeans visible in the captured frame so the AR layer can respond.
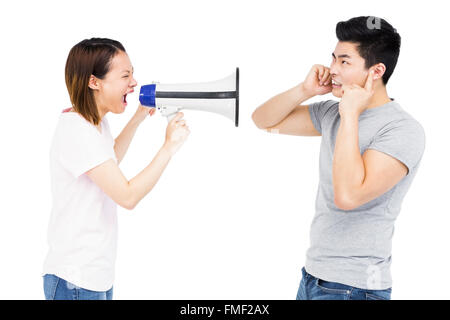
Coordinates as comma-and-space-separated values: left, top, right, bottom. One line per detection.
296, 266, 392, 300
43, 274, 113, 300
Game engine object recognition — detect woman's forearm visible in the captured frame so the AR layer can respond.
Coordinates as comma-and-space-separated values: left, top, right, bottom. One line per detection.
114, 115, 142, 164
127, 144, 172, 209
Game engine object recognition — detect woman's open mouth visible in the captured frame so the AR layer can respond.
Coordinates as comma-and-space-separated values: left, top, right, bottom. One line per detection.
122, 94, 127, 106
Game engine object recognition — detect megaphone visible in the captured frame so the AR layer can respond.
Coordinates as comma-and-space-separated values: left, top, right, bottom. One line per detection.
139, 68, 239, 127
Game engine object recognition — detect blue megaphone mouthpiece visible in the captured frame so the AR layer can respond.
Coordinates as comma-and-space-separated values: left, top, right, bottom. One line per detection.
139, 84, 156, 107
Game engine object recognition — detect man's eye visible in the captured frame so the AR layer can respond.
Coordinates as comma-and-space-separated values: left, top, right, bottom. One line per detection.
342, 61, 348, 65
123, 75, 129, 78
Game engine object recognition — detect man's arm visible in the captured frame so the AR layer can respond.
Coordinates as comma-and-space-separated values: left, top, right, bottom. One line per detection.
333, 114, 408, 211
251, 65, 332, 136
252, 84, 320, 136
332, 70, 409, 210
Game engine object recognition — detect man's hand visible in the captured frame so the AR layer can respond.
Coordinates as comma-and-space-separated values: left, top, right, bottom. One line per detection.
301, 64, 333, 97
338, 70, 375, 118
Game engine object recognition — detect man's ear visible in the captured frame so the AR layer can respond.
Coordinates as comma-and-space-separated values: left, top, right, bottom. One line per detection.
370, 63, 386, 81
88, 75, 100, 90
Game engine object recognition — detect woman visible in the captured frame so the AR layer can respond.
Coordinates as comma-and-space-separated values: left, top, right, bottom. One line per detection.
42, 38, 190, 300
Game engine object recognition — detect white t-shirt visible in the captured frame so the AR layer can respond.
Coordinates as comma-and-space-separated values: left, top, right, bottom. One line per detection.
43, 110, 118, 291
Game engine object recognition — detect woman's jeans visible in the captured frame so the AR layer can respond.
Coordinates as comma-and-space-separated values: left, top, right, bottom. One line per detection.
296, 266, 392, 300
43, 274, 113, 300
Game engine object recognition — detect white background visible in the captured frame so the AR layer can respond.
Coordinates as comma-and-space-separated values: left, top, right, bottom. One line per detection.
0, 0, 448, 299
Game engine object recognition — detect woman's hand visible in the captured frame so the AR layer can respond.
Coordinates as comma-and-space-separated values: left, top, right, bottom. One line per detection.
134, 104, 156, 123
162, 112, 190, 156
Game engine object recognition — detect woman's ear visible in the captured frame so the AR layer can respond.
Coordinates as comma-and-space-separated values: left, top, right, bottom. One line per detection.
88, 75, 100, 90
370, 63, 386, 82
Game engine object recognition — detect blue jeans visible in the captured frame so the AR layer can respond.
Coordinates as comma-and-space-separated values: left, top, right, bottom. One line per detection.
296, 267, 392, 300
43, 274, 113, 300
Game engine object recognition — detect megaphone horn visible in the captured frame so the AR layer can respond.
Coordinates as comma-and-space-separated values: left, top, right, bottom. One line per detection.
139, 68, 239, 127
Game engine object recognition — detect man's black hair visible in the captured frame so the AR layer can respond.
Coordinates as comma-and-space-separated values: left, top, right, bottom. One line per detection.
336, 16, 401, 85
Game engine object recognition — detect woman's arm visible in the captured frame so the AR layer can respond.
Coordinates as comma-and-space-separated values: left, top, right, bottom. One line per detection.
114, 106, 156, 164
114, 116, 141, 165
87, 112, 190, 210
86, 146, 171, 210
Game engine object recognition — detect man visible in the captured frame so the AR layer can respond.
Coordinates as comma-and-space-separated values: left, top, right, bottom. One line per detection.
252, 16, 425, 300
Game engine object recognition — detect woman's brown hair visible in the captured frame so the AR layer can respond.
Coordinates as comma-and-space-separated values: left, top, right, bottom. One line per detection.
65, 38, 126, 125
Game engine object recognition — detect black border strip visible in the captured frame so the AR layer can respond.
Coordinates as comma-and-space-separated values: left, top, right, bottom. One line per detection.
155, 91, 236, 99
235, 67, 239, 127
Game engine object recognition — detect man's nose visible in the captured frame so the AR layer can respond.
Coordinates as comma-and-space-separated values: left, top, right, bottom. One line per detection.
329, 62, 337, 77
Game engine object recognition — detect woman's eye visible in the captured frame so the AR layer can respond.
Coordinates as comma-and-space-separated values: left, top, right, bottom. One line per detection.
123, 75, 129, 78
342, 61, 348, 65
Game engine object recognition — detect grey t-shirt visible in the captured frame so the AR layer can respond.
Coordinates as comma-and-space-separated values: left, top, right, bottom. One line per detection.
305, 99, 425, 290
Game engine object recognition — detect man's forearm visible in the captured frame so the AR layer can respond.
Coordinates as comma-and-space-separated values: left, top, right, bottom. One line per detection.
252, 83, 313, 129
114, 115, 142, 164
332, 114, 366, 208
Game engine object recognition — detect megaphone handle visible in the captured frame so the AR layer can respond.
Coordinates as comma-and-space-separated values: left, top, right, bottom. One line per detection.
167, 113, 177, 122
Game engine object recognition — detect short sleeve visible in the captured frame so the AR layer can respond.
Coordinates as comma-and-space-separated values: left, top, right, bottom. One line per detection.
56, 117, 115, 178
307, 100, 338, 134
367, 119, 426, 176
